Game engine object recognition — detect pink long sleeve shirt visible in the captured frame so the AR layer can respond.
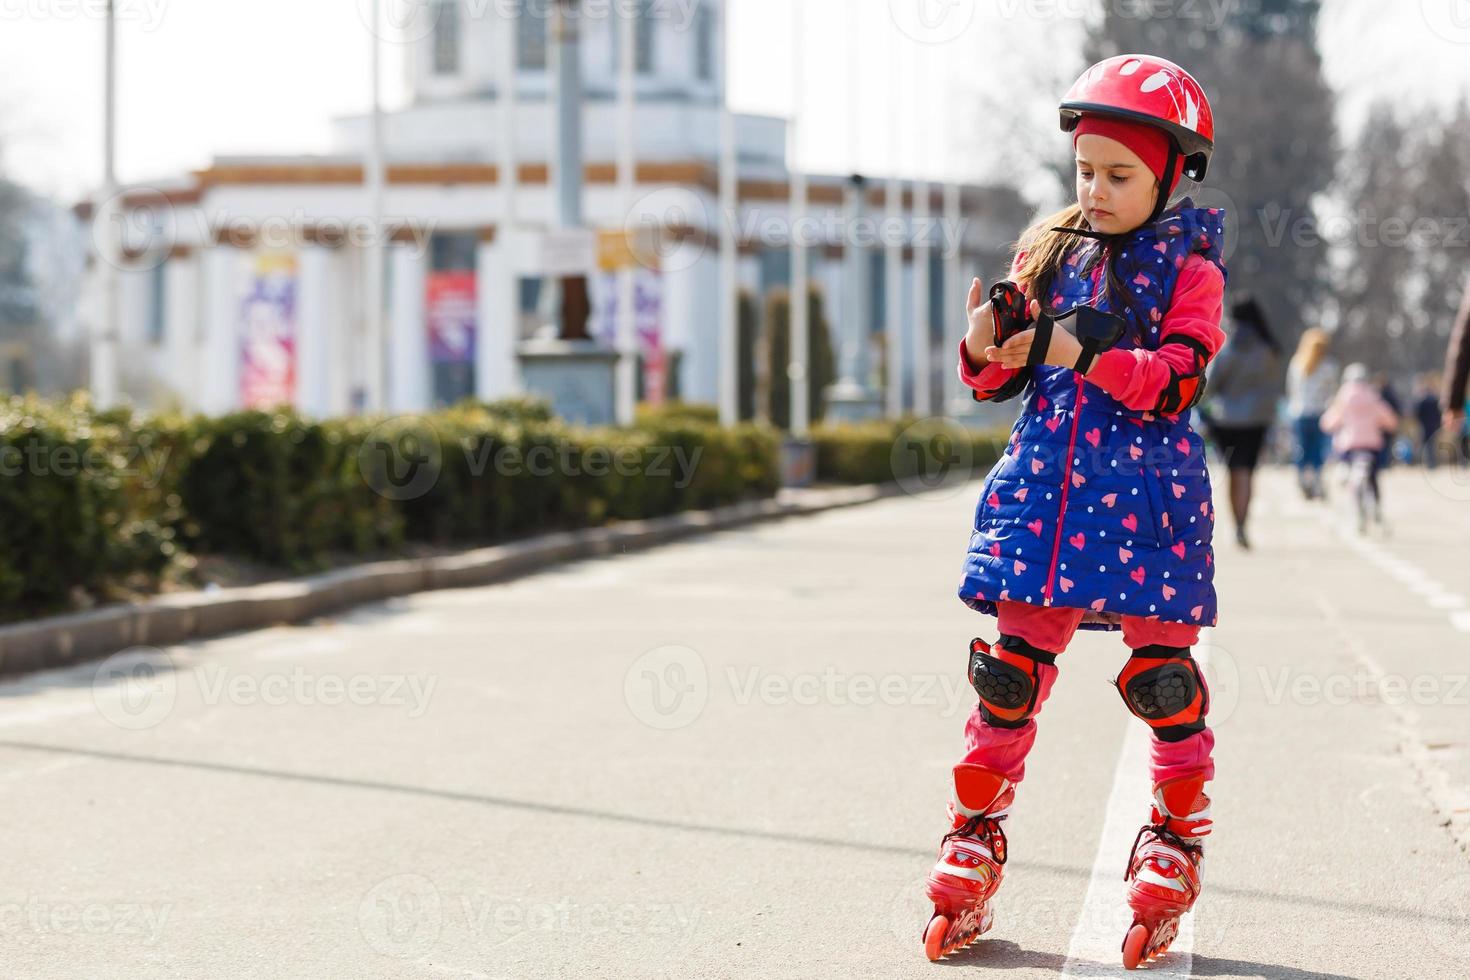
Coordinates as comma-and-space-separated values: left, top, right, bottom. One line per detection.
958, 252, 1227, 414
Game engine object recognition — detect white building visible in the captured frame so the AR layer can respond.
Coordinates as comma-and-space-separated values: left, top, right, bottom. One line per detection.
81, 1, 1025, 422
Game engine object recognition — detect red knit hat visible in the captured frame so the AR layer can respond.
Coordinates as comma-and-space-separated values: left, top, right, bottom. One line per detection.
1073, 115, 1181, 195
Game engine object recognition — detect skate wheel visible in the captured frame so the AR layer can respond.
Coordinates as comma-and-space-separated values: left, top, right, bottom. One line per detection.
1122, 923, 1149, 970
923, 914, 950, 961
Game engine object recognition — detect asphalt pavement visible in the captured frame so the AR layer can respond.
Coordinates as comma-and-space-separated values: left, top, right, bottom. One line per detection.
1, 464, 1467, 979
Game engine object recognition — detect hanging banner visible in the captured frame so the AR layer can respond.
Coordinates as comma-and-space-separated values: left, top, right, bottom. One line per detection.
591, 267, 665, 405
238, 251, 297, 409
426, 270, 477, 364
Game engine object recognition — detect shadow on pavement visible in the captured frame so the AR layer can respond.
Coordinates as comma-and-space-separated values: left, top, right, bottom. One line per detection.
0, 736, 1453, 938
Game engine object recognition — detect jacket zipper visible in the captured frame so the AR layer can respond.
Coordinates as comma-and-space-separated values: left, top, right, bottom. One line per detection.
1042, 372, 1087, 606
1043, 242, 1109, 607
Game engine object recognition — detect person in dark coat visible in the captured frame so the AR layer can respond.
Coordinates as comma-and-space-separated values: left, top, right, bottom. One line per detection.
1440, 278, 1470, 464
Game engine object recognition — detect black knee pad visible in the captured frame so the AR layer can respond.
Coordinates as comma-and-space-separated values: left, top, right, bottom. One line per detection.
1114, 644, 1209, 742
968, 634, 1057, 730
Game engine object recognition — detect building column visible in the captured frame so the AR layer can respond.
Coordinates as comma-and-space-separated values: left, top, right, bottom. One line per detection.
199, 245, 242, 415
162, 248, 200, 411
387, 242, 430, 413
662, 246, 717, 405
296, 244, 334, 418
476, 228, 521, 403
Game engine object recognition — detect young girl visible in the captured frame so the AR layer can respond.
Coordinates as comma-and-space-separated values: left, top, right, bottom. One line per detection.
922, 55, 1227, 969
1320, 362, 1400, 533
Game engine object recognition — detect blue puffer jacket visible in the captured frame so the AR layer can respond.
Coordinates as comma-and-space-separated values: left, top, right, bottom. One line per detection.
958, 203, 1227, 631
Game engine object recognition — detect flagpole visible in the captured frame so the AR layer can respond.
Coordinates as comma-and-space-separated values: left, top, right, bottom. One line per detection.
364, 0, 386, 412
94, 0, 120, 407
717, 0, 737, 426
788, 0, 810, 437
615, 2, 637, 425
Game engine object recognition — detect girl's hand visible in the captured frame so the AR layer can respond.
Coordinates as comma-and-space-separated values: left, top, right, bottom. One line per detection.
984, 301, 1087, 371
963, 278, 995, 366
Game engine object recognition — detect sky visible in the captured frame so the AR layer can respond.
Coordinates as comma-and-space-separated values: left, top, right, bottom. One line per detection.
0, 0, 1466, 203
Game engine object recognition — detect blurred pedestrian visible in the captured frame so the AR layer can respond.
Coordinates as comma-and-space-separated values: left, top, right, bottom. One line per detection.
1441, 278, 1470, 466
1374, 371, 1402, 474
1412, 373, 1443, 468
1201, 297, 1284, 549
1322, 363, 1400, 534
1285, 327, 1336, 499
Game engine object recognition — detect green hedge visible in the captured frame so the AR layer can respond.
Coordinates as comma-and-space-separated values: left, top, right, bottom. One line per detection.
1, 393, 1006, 623
0, 395, 783, 622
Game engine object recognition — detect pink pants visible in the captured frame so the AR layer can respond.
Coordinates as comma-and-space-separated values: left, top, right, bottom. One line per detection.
961, 600, 1215, 789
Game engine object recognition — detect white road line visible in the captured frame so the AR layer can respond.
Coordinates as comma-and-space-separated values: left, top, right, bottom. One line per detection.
1292, 494, 1470, 633
1061, 644, 1212, 977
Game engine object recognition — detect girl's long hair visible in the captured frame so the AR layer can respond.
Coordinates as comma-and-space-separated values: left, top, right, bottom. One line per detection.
1012, 203, 1091, 305
1010, 200, 1151, 321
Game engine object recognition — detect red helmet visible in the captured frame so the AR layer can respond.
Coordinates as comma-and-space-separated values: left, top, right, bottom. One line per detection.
1059, 55, 1215, 181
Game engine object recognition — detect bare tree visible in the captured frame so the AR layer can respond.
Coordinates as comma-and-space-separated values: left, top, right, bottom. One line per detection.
1333, 98, 1470, 381
1084, 1, 1338, 343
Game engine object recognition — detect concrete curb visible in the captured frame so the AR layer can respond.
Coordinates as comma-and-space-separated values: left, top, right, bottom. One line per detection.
0, 482, 909, 678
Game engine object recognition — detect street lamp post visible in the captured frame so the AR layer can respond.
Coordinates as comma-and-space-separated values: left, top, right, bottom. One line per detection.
93, 0, 120, 408
552, 0, 591, 342
364, 0, 386, 413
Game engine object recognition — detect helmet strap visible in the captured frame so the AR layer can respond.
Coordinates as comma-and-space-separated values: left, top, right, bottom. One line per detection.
1146, 141, 1182, 225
